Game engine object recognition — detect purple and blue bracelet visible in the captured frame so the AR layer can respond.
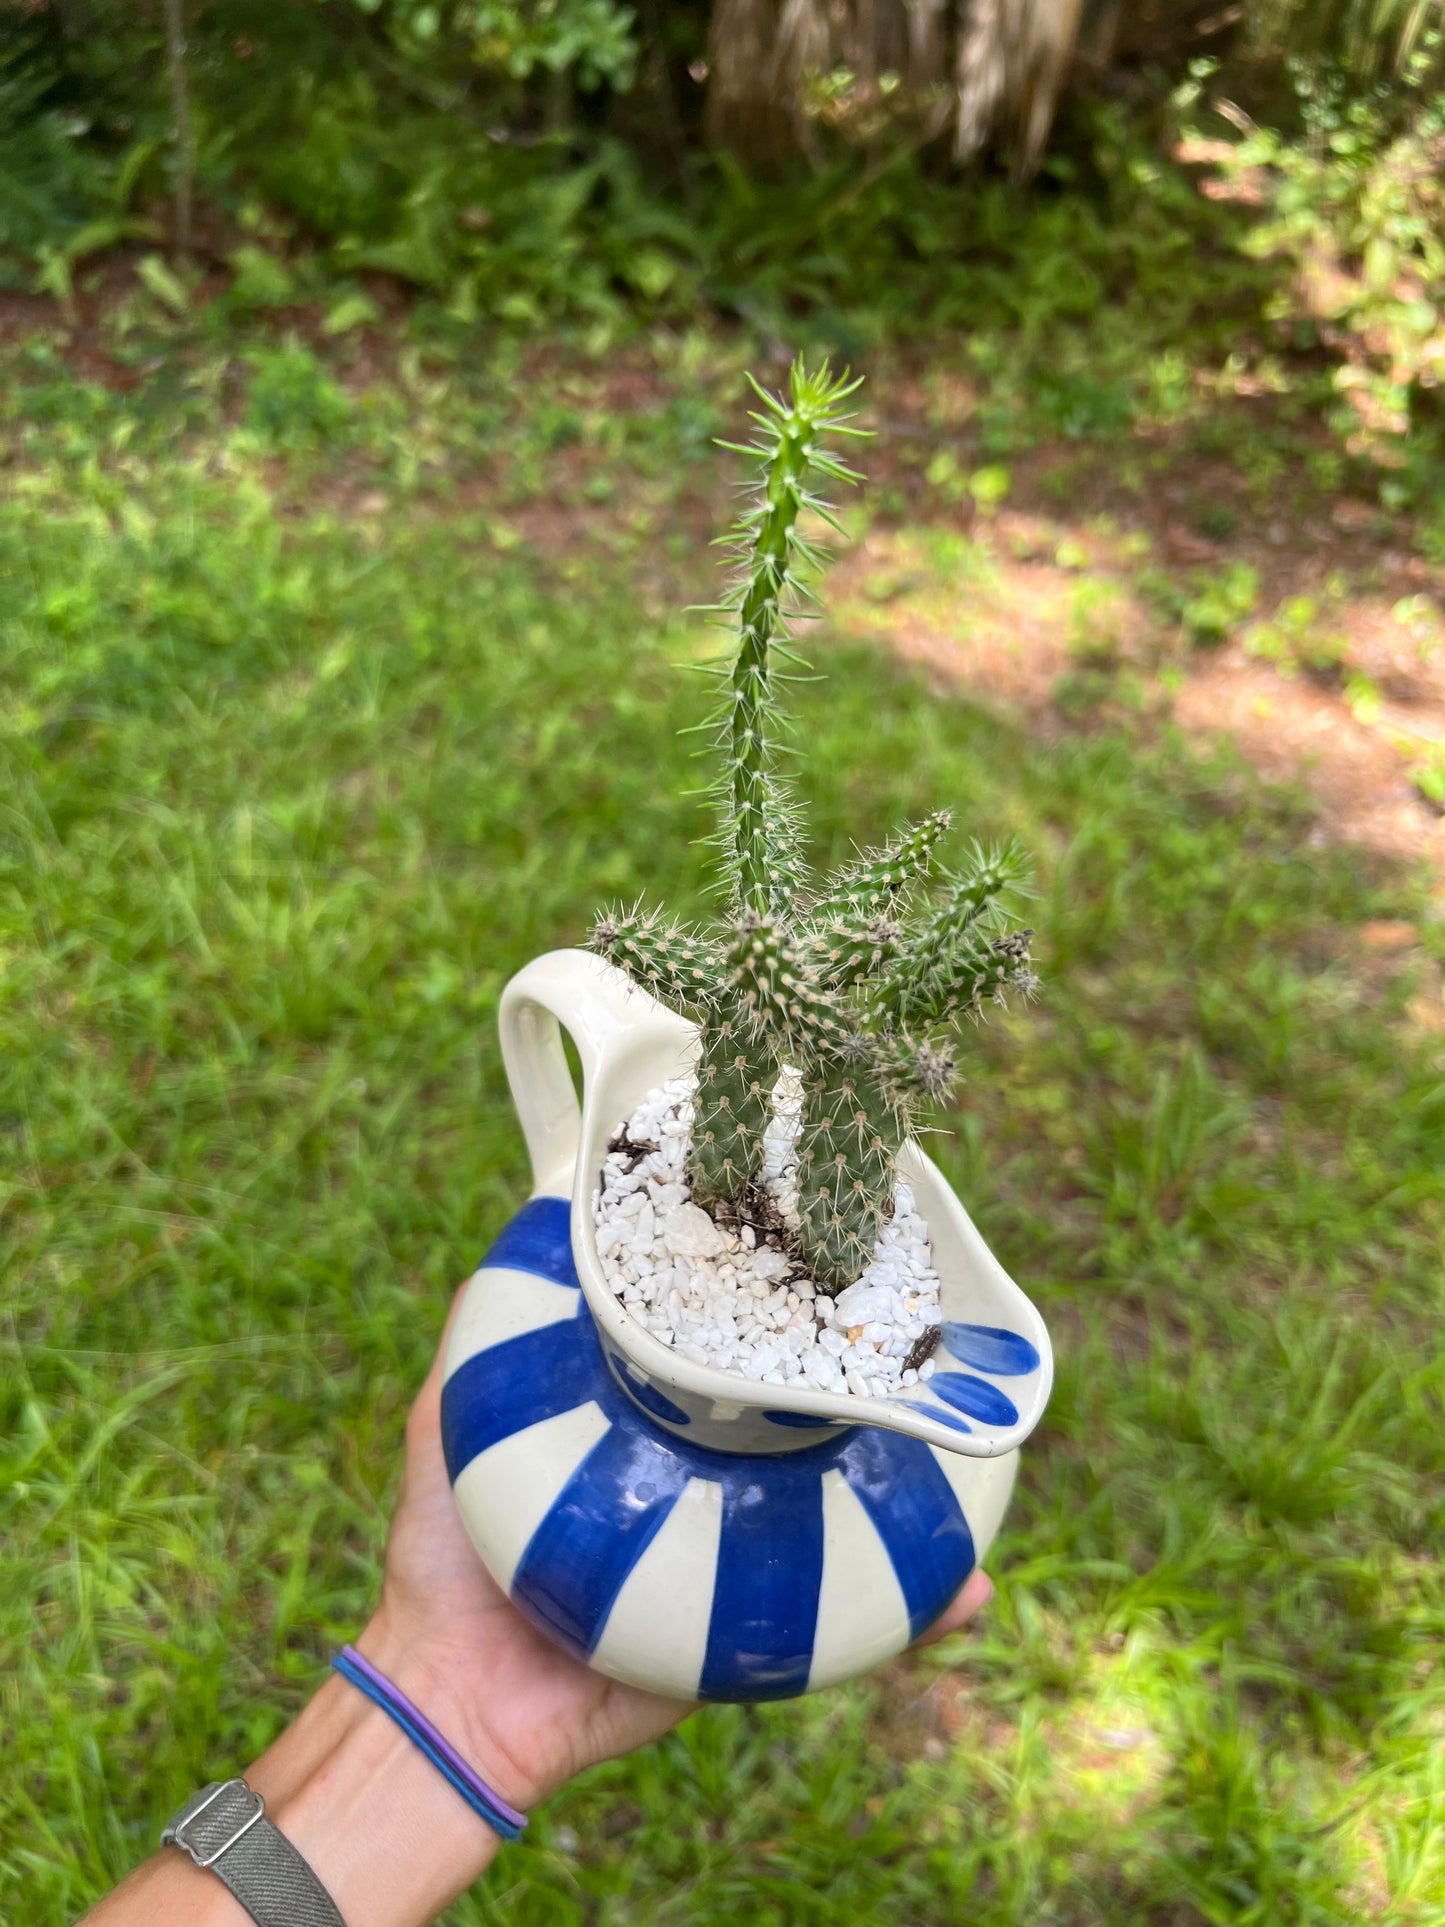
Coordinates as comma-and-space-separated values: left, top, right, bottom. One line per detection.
332, 1645, 529, 1843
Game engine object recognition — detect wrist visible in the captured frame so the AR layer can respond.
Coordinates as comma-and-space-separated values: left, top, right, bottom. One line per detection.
84, 1656, 506, 1927
353, 1610, 557, 1812
246, 1647, 503, 1927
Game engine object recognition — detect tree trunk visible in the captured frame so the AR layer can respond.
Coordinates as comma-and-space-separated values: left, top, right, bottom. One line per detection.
704, 0, 1089, 178
163, 0, 193, 261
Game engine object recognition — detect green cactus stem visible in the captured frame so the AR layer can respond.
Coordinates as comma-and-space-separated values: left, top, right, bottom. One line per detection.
878, 838, 1031, 1025
688, 1015, 775, 1211
806, 911, 903, 991
804, 811, 952, 925
726, 914, 851, 1061
887, 927, 1039, 1031
592, 908, 727, 1014
710, 364, 865, 915
793, 1050, 900, 1292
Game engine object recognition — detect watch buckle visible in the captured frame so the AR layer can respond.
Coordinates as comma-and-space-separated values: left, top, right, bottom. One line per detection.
166, 1778, 267, 1868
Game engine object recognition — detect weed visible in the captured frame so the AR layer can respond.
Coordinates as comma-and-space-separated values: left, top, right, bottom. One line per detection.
1143, 560, 1262, 648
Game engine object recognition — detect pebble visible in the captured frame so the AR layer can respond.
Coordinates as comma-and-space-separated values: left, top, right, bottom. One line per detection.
592, 1073, 947, 1404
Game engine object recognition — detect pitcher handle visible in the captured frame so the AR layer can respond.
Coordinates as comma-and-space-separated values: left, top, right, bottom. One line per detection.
497, 949, 660, 1197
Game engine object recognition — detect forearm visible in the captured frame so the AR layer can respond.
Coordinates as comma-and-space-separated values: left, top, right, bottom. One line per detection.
82, 1617, 513, 1927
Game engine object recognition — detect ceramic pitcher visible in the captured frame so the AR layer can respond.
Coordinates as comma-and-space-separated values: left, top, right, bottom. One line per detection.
441, 949, 1053, 1702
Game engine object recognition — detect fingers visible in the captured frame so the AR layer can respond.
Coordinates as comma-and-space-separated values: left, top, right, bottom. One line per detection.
912, 1567, 994, 1649
403, 1283, 469, 1453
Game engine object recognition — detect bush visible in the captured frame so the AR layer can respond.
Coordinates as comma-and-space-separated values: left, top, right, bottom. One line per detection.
1186, 47, 1445, 461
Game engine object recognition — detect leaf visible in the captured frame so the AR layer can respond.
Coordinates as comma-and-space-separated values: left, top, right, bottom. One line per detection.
969, 464, 1012, 513
1363, 234, 1398, 292
113, 136, 163, 212
35, 216, 162, 298
322, 291, 382, 335
623, 247, 677, 301
226, 244, 297, 310
136, 253, 191, 315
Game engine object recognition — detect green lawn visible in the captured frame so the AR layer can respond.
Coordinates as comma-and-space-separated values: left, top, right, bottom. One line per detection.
2, 327, 1443, 1925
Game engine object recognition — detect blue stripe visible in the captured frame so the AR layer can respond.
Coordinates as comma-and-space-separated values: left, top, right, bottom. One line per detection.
608, 1352, 690, 1426
701, 1465, 825, 1702
479, 1195, 576, 1286
940, 1322, 1039, 1377
838, 1429, 975, 1641
510, 1425, 692, 1658
440, 1313, 591, 1481
898, 1398, 972, 1433
930, 1372, 1019, 1426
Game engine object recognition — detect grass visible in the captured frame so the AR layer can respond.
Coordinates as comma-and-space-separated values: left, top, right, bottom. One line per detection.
2, 320, 1444, 1926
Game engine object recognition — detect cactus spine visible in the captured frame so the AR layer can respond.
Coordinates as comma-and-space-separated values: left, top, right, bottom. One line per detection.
592, 361, 1038, 1292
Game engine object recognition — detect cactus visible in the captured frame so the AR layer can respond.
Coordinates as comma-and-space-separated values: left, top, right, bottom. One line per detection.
592, 360, 1038, 1291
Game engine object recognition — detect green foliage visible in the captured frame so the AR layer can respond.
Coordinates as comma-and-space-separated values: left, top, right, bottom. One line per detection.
3, 337, 1442, 1923
594, 365, 1036, 1288
357, 0, 638, 90
1189, 46, 1445, 464
0, 0, 1265, 368
1244, 586, 1351, 678
0, 20, 164, 289
1143, 558, 1262, 647
1247, 0, 1443, 82
242, 340, 354, 445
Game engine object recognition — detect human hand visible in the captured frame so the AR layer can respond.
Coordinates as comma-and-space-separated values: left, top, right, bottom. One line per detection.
361, 1289, 995, 1811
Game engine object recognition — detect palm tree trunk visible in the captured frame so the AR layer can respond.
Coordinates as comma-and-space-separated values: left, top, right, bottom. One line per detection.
704, 0, 1088, 178
163, 0, 193, 260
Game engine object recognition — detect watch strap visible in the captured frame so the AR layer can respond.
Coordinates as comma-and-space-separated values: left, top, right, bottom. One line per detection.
163, 1778, 347, 1927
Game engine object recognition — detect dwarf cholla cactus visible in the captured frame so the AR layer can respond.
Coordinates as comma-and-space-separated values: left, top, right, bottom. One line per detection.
592, 360, 1038, 1291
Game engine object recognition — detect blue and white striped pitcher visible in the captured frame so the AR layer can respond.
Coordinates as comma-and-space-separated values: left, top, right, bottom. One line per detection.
442, 951, 1052, 1702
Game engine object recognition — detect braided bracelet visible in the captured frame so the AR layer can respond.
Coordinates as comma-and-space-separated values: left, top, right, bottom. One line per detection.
332, 1645, 529, 1843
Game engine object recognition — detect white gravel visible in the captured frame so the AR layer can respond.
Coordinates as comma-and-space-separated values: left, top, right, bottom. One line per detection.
592, 1073, 943, 1399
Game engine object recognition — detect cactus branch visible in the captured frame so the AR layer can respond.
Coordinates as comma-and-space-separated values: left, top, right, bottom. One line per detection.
593, 908, 728, 1014
793, 1055, 899, 1291
726, 914, 851, 1059
713, 359, 864, 913
806, 912, 903, 991
886, 927, 1039, 1030
806, 811, 953, 925
688, 1014, 774, 1210
878, 839, 1032, 1024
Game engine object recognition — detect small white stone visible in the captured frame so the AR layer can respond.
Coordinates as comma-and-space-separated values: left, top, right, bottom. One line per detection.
661, 1203, 728, 1258
749, 1248, 790, 1282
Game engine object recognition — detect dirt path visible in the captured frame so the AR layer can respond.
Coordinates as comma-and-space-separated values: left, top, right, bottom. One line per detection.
828, 493, 1445, 883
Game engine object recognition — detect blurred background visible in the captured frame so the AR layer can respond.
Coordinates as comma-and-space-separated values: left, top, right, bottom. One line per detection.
3, 2, 1444, 1920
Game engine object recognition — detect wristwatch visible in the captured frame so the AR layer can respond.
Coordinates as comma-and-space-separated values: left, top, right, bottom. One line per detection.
162, 1777, 347, 1927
